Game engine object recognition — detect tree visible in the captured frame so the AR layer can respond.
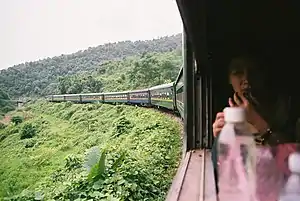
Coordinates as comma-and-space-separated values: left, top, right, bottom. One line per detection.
0, 89, 15, 115
11, 116, 23, 125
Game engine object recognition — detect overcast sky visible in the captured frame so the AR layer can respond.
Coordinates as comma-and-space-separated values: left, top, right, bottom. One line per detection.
0, 0, 182, 69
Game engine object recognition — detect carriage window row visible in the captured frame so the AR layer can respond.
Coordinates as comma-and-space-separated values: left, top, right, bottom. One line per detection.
176, 93, 183, 103
151, 91, 173, 97
53, 91, 176, 100
130, 93, 149, 98
81, 96, 102, 100
106, 95, 127, 99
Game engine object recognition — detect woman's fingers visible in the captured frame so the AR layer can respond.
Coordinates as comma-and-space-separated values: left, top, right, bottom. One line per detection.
239, 93, 250, 107
216, 112, 224, 120
213, 118, 225, 137
213, 120, 225, 129
234, 93, 242, 106
228, 97, 235, 107
216, 120, 225, 128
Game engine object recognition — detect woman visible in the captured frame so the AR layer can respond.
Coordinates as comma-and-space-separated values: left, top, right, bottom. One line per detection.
212, 55, 299, 192
213, 56, 271, 141
213, 55, 298, 144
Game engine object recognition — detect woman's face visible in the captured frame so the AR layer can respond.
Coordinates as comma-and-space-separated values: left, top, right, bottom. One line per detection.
229, 73, 249, 95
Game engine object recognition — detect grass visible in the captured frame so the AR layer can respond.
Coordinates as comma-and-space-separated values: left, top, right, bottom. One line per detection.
0, 101, 182, 200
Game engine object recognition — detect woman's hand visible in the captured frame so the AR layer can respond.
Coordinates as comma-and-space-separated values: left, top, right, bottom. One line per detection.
228, 92, 249, 109
229, 93, 269, 133
212, 109, 259, 138
212, 112, 224, 137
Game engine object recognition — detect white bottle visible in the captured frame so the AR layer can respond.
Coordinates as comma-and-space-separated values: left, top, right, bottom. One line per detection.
255, 147, 283, 201
218, 107, 258, 201
279, 152, 300, 201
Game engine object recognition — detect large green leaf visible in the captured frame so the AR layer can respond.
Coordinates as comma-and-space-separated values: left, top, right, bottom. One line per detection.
84, 146, 100, 172
98, 150, 106, 176
87, 149, 106, 182
111, 152, 126, 170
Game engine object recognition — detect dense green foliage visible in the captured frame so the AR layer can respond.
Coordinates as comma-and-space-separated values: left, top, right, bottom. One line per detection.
0, 102, 182, 200
0, 89, 15, 118
0, 34, 182, 98
11, 116, 24, 125
57, 51, 182, 94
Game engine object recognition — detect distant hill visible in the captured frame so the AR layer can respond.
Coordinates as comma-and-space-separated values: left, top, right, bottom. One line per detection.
56, 51, 182, 95
0, 34, 182, 98
0, 89, 15, 118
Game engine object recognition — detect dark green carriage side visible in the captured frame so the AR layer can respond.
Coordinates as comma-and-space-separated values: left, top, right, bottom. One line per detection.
149, 83, 174, 110
174, 66, 184, 118
103, 91, 129, 104
81, 93, 104, 103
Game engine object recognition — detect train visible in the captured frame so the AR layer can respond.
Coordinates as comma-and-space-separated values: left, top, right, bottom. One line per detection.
46, 67, 184, 118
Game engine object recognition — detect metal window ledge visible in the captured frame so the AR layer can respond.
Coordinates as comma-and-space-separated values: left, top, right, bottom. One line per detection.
166, 149, 217, 201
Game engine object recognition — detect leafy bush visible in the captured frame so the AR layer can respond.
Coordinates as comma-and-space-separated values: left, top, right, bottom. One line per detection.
20, 123, 37, 139
112, 116, 133, 138
0, 111, 5, 118
0, 134, 6, 142
23, 138, 37, 148
11, 116, 23, 125
7, 125, 20, 135
0, 102, 181, 201
65, 154, 82, 171
3, 190, 43, 201
0, 122, 6, 130
0, 124, 20, 142
1, 105, 15, 113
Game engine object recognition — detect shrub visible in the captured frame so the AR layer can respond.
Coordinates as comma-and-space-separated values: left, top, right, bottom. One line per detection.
11, 116, 23, 125
112, 116, 133, 138
1, 105, 15, 113
0, 134, 6, 142
20, 123, 37, 139
24, 138, 37, 148
7, 125, 20, 135
0, 122, 6, 129
64, 154, 82, 171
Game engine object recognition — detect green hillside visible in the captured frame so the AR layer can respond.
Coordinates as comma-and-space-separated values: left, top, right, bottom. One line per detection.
0, 101, 182, 200
0, 34, 182, 98
56, 51, 182, 95
0, 89, 15, 119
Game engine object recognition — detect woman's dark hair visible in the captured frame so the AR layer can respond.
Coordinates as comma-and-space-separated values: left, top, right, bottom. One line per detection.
228, 55, 280, 127
228, 55, 298, 143
228, 55, 275, 101
229, 54, 291, 97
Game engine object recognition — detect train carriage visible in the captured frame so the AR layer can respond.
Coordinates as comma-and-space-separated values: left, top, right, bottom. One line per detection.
45, 95, 53, 102
103, 91, 129, 103
64, 94, 81, 102
128, 89, 150, 105
149, 82, 175, 110
175, 67, 184, 117
81, 93, 104, 103
52, 94, 66, 102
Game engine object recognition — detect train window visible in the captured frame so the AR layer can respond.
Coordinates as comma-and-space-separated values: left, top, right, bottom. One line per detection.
198, 3, 300, 200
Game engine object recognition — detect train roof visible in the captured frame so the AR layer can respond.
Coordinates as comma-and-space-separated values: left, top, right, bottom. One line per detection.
52, 94, 81, 97
102, 91, 129, 95
129, 88, 149, 93
50, 88, 151, 97
175, 66, 183, 85
53, 92, 107, 97
149, 82, 174, 90
81, 93, 103, 96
